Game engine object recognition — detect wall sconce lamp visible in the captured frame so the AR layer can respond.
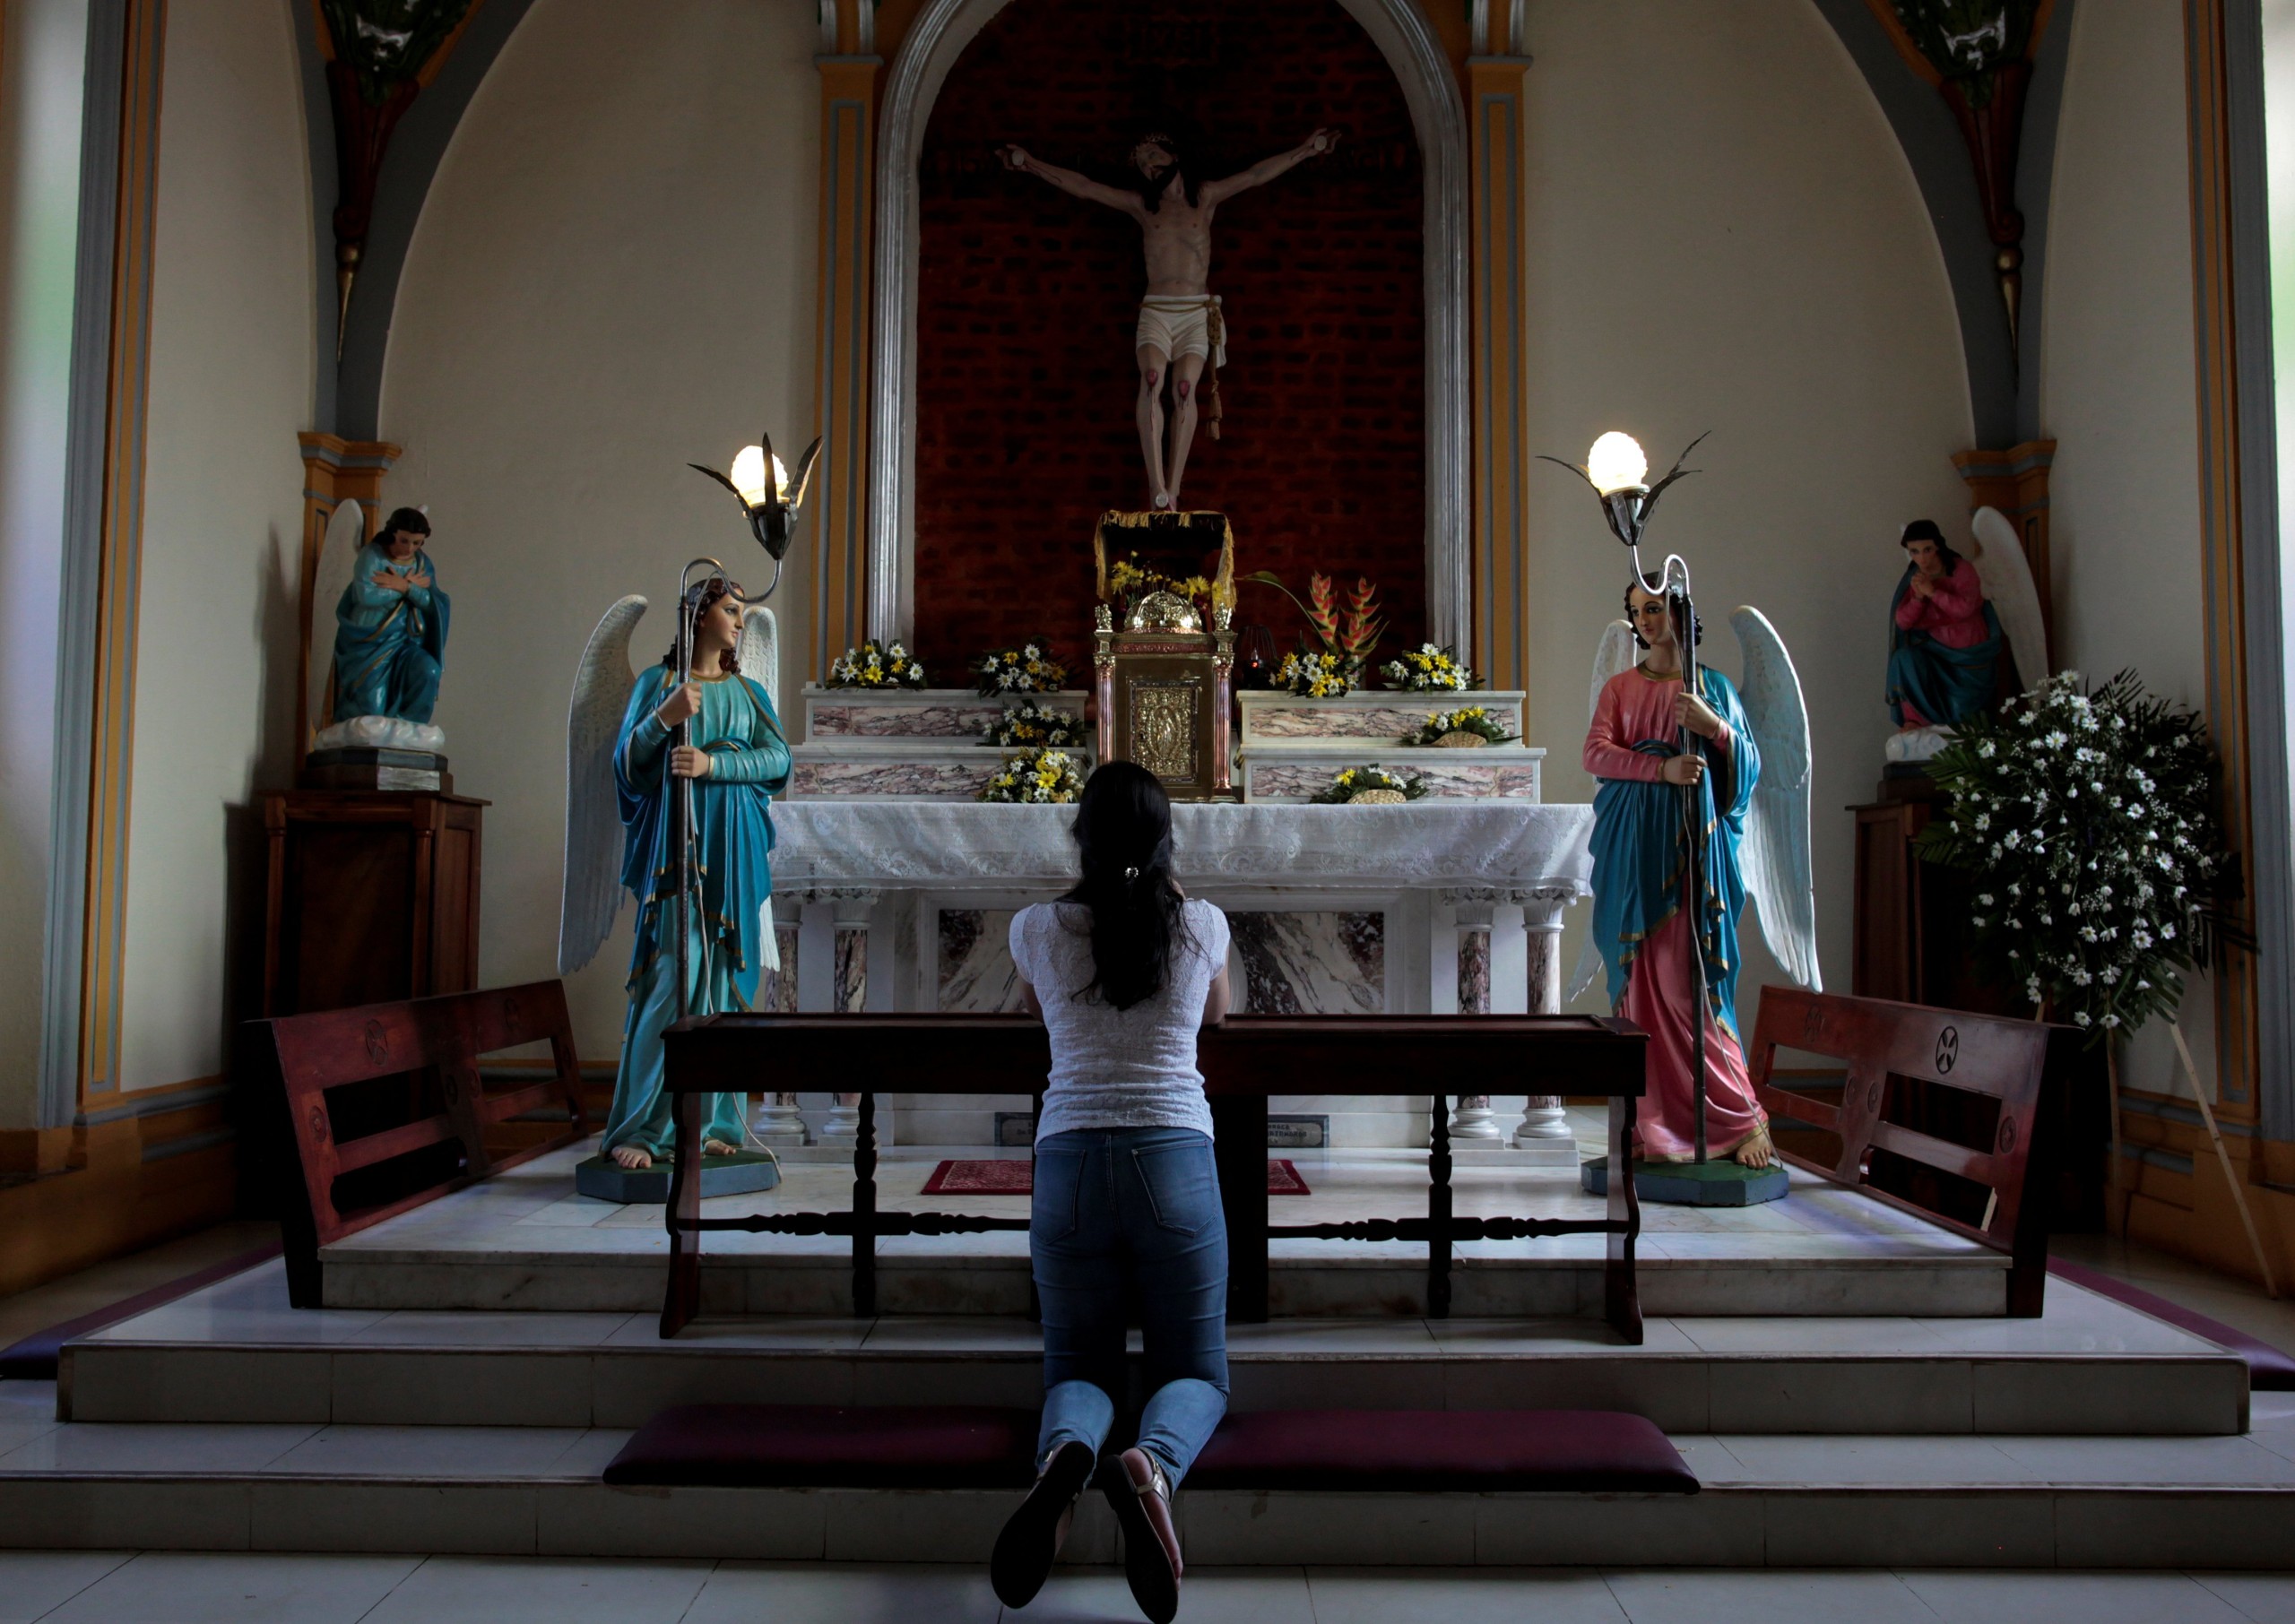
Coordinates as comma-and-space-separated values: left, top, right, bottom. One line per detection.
689, 431, 823, 599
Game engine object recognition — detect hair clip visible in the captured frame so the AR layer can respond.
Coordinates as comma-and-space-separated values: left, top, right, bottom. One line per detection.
1123, 866, 1140, 882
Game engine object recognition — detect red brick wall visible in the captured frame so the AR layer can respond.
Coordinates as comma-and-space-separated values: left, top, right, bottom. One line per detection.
911, 0, 1425, 676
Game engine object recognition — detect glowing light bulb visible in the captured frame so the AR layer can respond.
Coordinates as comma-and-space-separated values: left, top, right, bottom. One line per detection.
730, 445, 791, 508
1587, 431, 1649, 495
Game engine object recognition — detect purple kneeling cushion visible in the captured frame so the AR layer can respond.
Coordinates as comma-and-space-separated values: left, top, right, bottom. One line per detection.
1187, 1408, 1700, 1493
602, 1404, 1698, 1494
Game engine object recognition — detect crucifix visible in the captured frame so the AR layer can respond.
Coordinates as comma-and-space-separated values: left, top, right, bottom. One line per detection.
999, 126, 1340, 510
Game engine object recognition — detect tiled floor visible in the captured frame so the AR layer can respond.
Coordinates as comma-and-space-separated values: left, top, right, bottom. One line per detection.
65, 1254, 2224, 1360
0, 1554, 2287, 1623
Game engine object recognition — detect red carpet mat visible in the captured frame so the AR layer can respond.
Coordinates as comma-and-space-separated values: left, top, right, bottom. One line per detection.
922, 1159, 1310, 1196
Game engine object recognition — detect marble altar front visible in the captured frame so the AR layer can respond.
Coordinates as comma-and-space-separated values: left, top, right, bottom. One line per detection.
760, 799, 1596, 1151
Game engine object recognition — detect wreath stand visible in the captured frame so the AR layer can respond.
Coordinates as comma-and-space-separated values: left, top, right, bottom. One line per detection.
2106, 1024, 2280, 1299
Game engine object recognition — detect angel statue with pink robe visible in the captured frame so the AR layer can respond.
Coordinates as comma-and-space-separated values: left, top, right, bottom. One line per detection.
1571, 583, 1821, 1172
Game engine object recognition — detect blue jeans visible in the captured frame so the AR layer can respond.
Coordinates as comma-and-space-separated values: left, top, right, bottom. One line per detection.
1031, 1127, 1229, 1487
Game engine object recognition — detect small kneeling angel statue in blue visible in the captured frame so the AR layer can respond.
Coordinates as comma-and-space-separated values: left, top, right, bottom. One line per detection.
309, 505, 451, 753
558, 578, 789, 1170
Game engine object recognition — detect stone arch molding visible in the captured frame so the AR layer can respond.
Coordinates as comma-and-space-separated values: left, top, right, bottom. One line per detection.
867, 0, 1472, 658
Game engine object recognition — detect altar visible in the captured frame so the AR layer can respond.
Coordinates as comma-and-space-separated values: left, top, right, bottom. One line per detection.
763, 798, 1594, 1152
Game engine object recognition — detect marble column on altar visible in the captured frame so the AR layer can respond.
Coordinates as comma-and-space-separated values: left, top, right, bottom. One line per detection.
1513, 885, 1577, 1150
791, 889, 885, 1148
752, 900, 807, 1145
1437, 887, 1576, 1163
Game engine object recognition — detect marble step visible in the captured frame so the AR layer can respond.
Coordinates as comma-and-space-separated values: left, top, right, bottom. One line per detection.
53, 1266, 2249, 1437
307, 1146, 2029, 1320
3, 1391, 2292, 1568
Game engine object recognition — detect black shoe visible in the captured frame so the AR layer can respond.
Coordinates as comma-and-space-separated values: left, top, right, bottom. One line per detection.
991, 1438, 1096, 1608
1102, 1447, 1182, 1624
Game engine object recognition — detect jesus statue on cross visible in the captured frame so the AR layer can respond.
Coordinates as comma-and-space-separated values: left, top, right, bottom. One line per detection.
999, 127, 1341, 511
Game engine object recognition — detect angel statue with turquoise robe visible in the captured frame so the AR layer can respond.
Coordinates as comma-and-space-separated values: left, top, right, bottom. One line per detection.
1571, 583, 1821, 1170
307, 505, 451, 754
558, 577, 789, 1172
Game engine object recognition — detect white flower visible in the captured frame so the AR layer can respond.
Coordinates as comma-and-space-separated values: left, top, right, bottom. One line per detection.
2103, 1014, 2121, 1028
2074, 1011, 2092, 1026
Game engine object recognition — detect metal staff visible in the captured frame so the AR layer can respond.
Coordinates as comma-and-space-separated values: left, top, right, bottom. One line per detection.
1542, 432, 1713, 1164
671, 430, 820, 1024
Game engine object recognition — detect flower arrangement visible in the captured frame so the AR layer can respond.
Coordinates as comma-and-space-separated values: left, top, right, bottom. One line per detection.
1310, 764, 1427, 805
980, 747, 1086, 805
1245, 570, 1385, 685
1382, 642, 1478, 693
983, 699, 1087, 750
827, 639, 926, 689
1913, 669, 2244, 1039
1275, 649, 1351, 698
1108, 555, 1213, 613
1402, 705, 1512, 747
974, 639, 1068, 695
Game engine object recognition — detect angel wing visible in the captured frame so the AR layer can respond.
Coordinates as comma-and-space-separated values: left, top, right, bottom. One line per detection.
559, 595, 649, 976
1730, 606, 1821, 990
1567, 618, 1646, 1001
304, 500, 365, 739
738, 604, 780, 713
1970, 505, 2048, 692
1586, 618, 1638, 722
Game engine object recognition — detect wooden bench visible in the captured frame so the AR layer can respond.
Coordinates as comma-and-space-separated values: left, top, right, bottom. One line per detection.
1746, 987, 2078, 1316
661, 1012, 1649, 1340
246, 980, 589, 1307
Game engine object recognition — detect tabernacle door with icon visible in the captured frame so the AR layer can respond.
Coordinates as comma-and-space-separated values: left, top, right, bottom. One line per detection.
1090, 510, 1237, 799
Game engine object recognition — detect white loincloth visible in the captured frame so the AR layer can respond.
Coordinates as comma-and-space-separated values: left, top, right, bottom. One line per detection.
1135, 295, 1225, 367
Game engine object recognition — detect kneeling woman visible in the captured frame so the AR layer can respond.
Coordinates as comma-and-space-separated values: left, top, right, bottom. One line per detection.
990, 762, 1232, 1623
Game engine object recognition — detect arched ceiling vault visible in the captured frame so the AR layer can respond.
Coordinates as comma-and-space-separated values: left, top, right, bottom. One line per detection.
296, 0, 2070, 454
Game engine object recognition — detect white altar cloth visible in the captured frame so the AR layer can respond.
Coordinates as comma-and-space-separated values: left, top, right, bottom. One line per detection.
766, 801, 1594, 894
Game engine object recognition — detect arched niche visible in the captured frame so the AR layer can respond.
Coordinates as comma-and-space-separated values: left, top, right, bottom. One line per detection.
870, 0, 1469, 662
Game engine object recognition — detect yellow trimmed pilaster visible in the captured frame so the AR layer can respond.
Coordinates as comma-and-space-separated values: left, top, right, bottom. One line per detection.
77, 0, 167, 1107
1468, 50, 1530, 693
2181, 0, 2261, 1126
812, 4, 879, 678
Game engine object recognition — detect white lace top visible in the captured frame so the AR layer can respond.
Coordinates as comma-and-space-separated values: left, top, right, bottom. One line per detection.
1009, 899, 1231, 1143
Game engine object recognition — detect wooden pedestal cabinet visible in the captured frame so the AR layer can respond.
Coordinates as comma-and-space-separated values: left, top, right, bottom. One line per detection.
261, 790, 487, 1017
1850, 795, 2010, 1016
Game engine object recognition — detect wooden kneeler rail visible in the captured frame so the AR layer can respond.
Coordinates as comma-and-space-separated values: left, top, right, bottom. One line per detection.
247, 980, 590, 1307
661, 1012, 1650, 1341
1747, 987, 2080, 1316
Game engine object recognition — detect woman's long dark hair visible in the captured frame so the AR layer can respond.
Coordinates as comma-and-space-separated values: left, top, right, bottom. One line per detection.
1061, 761, 1190, 1010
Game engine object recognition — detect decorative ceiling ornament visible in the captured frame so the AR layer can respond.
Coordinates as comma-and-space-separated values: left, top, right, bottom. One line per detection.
317, 0, 480, 356
1879, 0, 2052, 357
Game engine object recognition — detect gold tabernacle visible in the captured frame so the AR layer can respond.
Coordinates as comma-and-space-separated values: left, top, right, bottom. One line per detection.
1092, 511, 1236, 799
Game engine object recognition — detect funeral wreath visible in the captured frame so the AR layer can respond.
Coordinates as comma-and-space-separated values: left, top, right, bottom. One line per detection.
1914, 669, 2245, 1040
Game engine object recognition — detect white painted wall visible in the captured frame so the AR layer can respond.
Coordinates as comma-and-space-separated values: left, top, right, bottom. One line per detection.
1520, 0, 1975, 1011
0, 0, 91, 1127
378, 0, 818, 1058
117, 0, 315, 1092
2041, 0, 2220, 1095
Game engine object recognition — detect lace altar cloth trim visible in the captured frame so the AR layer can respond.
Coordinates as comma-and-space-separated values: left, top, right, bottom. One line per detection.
766, 802, 1593, 892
